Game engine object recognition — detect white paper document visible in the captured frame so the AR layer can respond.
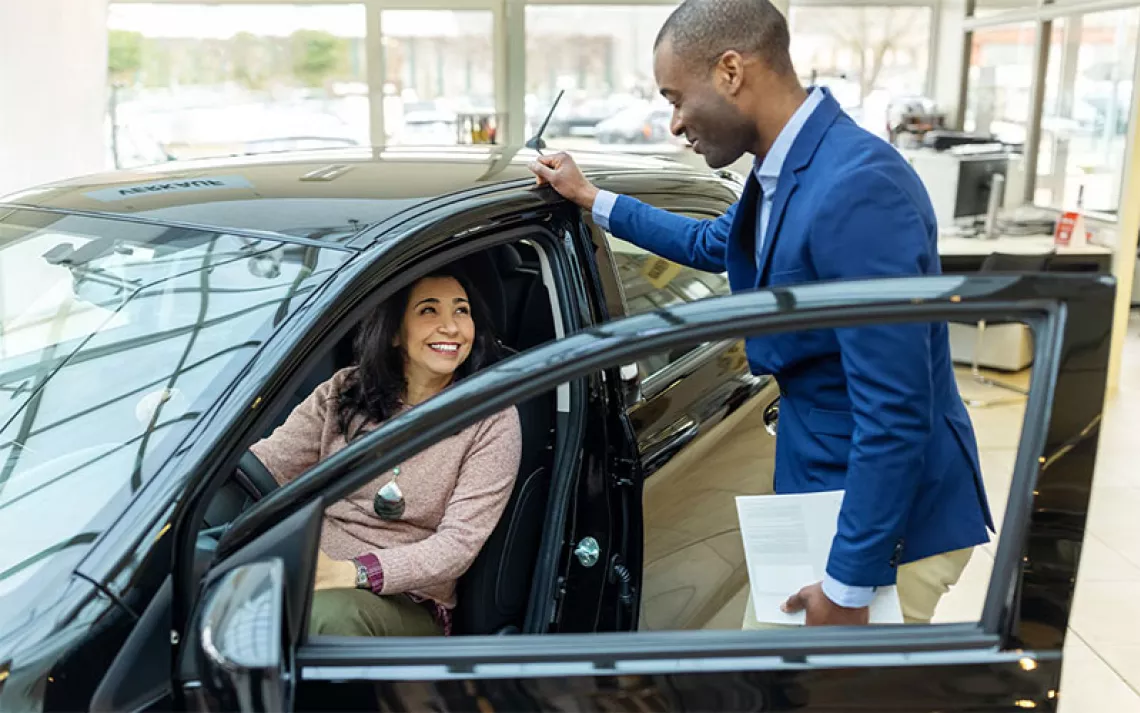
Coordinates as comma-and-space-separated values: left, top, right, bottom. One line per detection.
736, 490, 904, 625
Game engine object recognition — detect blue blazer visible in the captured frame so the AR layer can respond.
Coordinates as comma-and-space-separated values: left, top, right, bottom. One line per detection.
608, 90, 993, 587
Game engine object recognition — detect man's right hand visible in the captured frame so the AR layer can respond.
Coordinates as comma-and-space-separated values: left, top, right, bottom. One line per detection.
528, 152, 599, 210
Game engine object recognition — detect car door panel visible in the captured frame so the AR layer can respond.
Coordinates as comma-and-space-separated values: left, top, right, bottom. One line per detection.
582, 187, 776, 632
292, 653, 1057, 712
633, 342, 780, 632
179, 274, 1111, 713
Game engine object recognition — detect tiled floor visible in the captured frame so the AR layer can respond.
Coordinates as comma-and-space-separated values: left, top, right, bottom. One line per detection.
696, 311, 1140, 709
942, 311, 1140, 712
1058, 310, 1140, 712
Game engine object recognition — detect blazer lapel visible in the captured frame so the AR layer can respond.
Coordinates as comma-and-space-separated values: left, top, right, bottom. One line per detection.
729, 173, 761, 269
753, 87, 845, 286
754, 173, 798, 286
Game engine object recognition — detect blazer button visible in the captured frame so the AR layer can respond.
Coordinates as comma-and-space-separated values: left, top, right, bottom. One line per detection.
889, 539, 905, 568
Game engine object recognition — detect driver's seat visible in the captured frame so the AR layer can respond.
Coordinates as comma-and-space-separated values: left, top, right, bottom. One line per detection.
452, 245, 556, 635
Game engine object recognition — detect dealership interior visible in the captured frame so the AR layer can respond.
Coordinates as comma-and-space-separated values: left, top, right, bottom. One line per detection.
2, 0, 1140, 709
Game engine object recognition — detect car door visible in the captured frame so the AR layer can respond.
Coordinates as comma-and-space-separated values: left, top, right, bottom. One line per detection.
177, 272, 1111, 713
583, 182, 782, 631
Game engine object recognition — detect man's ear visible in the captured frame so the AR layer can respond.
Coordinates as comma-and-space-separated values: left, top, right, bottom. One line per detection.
714, 50, 746, 96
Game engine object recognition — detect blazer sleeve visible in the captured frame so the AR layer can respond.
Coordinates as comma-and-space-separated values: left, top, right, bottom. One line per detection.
807, 169, 936, 588
607, 193, 735, 274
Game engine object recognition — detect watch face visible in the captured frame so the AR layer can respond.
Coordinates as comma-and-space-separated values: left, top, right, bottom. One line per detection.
356, 563, 369, 587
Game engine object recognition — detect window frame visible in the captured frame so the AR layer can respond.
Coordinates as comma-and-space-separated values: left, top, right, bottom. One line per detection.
590, 196, 735, 393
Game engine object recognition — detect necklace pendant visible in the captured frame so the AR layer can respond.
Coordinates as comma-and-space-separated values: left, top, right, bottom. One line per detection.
373, 469, 405, 520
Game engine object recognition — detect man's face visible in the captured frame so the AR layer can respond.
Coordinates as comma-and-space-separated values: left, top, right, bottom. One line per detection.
654, 40, 757, 169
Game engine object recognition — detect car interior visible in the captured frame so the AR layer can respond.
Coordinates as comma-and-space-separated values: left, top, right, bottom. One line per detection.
197, 237, 569, 637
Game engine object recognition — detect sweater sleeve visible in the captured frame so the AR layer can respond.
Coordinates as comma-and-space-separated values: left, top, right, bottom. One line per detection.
368, 407, 522, 597
248, 375, 338, 487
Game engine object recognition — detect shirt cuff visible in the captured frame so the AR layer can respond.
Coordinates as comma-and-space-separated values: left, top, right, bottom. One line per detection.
821, 573, 876, 608
592, 189, 618, 232
353, 553, 384, 595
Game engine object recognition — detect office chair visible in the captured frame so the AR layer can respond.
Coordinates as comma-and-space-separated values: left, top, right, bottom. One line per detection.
965, 250, 1054, 407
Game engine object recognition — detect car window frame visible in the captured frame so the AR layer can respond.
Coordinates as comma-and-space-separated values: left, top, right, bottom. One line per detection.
588, 196, 736, 399
206, 273, 1109, 679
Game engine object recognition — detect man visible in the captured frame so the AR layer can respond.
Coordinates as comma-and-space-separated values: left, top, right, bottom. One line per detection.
529, 0, 992, 627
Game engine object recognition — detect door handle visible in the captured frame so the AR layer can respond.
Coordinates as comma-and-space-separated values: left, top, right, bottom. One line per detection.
762, 400, 779, 436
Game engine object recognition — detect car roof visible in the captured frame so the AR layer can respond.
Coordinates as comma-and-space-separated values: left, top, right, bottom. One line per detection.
1, 145, 704, 245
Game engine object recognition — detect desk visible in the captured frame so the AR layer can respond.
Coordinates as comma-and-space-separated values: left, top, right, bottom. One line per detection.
938, 234, 1114, 274
937, 234, 1115, 371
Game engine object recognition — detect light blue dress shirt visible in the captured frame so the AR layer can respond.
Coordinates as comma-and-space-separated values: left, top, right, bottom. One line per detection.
592, 87, 877, 610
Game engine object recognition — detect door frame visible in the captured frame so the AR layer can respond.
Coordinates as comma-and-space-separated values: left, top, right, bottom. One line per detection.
165, 208, 593, 646
190, 273, 1111, 705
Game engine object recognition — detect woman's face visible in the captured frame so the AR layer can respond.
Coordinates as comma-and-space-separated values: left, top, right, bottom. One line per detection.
397, 276, 476, 380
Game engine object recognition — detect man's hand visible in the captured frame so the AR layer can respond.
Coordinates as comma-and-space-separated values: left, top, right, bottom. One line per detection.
782, 581, 870, 626
528, 152, 599, 210
314, 550, 357, 591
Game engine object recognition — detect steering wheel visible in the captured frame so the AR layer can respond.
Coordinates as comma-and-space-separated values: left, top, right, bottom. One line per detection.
238, 450, 280, 500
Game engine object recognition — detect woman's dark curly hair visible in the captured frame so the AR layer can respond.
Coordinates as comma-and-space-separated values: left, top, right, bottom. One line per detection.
336, 267, 500, 441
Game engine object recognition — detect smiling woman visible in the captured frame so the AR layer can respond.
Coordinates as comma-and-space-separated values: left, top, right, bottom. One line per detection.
248, 267, 522, 637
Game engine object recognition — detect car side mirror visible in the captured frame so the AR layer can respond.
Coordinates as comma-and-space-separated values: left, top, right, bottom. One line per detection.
190, 559, 291, 713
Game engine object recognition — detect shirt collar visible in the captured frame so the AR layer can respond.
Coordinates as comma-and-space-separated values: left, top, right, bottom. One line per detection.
753, 87, 825, 191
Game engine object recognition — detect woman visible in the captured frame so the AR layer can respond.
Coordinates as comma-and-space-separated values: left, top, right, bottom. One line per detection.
250, 268, 521, 637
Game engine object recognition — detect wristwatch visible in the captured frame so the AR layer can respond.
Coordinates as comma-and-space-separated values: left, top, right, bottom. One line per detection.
353, 558, 370, 589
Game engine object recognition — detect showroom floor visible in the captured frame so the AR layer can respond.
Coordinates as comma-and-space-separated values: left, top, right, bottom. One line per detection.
939, 311, 1140, 712
702, 311, 1140, 711
1054, 311, 1140, 712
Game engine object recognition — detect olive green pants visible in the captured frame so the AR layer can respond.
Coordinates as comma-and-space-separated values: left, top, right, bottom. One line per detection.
309, 588, 442, 637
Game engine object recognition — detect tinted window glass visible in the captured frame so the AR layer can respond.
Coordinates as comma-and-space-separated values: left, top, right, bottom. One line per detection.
605, 231, 730, 378
0, 208, 349, 600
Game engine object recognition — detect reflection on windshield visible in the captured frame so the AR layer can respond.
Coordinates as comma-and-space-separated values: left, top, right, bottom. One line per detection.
0, 209, 349, 601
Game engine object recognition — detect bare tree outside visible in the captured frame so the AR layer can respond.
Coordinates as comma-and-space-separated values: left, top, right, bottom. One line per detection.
794, 6, 929, 104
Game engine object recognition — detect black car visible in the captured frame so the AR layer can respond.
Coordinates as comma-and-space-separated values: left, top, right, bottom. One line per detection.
0, 146, 1113, 712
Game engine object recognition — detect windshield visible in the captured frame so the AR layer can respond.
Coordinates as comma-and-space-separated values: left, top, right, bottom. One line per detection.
0, 207, 350, 602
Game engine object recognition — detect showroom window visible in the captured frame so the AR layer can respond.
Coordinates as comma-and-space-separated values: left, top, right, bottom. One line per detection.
963, 22, 1039, 145
524, 4, 682, 153
788, 5, 933, 138
106, 4, 367, 168
970, 0, 1040, 20
1035, 8, 1140, 215
380, 10, 495, 146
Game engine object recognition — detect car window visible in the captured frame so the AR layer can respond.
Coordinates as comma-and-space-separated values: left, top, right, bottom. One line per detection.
273, 290, 1087, 643
604, 227, 730, 379
0, 208, 349, 599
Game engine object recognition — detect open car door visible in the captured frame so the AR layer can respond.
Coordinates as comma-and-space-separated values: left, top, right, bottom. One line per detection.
176, 272, 1113, 712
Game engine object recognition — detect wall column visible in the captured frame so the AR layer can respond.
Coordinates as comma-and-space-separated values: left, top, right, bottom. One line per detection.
0, 0, 109, 197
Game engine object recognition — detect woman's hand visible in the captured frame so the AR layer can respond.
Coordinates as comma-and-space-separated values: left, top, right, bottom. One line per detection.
314, 550, 358, 591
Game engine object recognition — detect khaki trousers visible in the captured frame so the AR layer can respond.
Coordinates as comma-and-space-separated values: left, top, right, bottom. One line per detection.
309, 588, 442, 637
742, 546, 975, 628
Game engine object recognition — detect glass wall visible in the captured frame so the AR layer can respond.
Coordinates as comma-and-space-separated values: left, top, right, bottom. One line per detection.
788, 5, 932, 138
963, 22, 1038, 145
106, 4, 368, 168
524, 4, 682, 153
1036, 9, 1140, 215
380, 10, 496, 146
970, 0, 1039, 19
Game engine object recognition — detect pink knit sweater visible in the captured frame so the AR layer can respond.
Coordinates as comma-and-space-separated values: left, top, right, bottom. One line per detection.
250, 367, 521, 616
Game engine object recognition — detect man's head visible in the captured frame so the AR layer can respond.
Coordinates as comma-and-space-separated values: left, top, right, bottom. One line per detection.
654, 0, 799, 168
